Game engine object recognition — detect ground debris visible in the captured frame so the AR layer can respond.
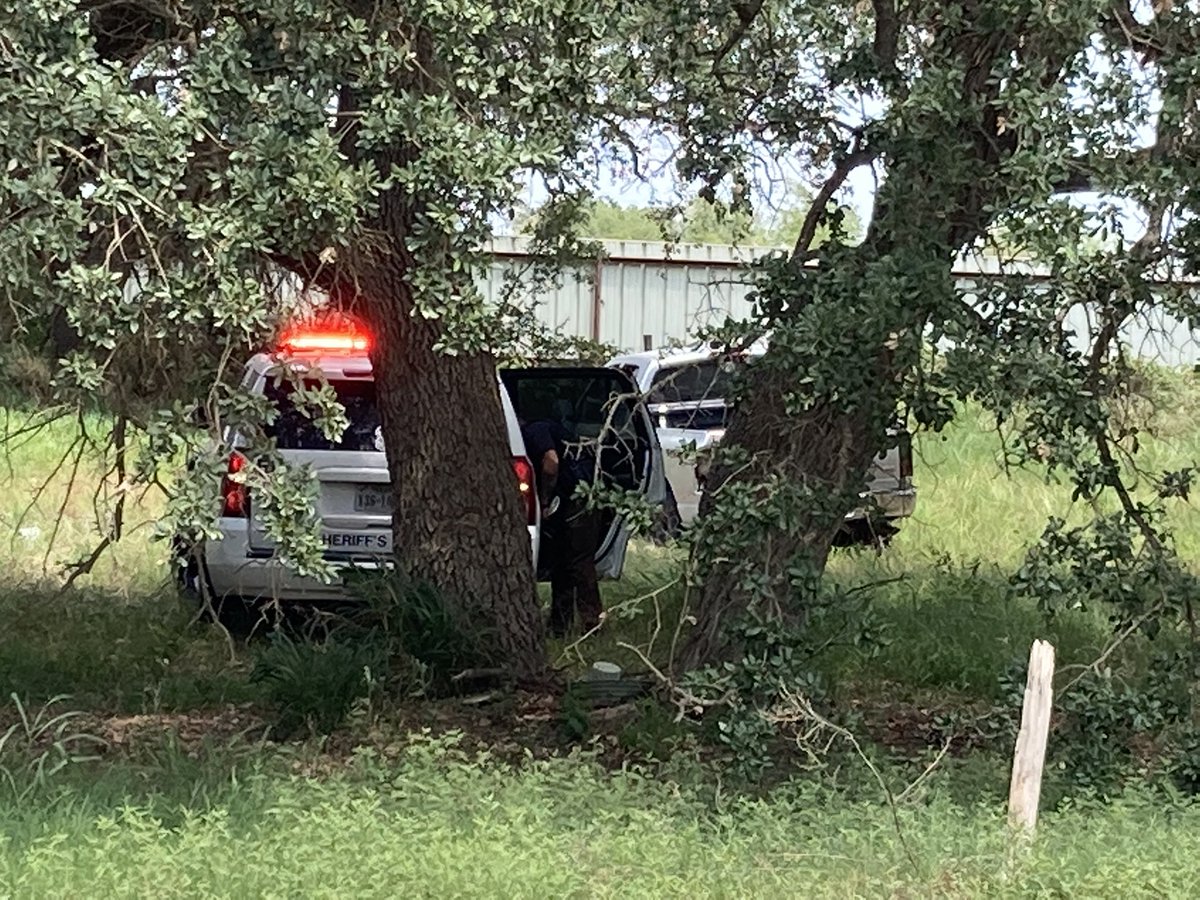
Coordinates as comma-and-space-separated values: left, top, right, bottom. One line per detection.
74, 704, 268, 756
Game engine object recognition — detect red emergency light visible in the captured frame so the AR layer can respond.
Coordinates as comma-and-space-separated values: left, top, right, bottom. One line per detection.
278, 323, 371, 354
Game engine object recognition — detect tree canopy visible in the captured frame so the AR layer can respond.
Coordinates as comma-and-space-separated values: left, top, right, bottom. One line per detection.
610, 0, 1200, 670
528, 194, 862, 247
3, 0, 1200, 694
0, 0, 635, 675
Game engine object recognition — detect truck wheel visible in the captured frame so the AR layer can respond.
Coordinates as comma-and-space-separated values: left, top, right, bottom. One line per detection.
172, 534, 207, 598
195, 594, 270, 638
833, 518, 898, 550
171, 539, 266, 637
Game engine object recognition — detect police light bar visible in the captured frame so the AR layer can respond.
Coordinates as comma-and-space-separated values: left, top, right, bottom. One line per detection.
278, 325, 371, 354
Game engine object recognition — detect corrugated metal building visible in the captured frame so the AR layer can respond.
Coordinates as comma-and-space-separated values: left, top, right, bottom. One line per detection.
484, 236, 761, 352
483, 236, 1200, 365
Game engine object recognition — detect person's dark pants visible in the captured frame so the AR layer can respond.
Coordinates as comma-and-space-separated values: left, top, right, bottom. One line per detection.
545, 497, 602, 636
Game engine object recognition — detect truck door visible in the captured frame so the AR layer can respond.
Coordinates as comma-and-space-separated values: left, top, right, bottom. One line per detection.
499, 367, 666, 579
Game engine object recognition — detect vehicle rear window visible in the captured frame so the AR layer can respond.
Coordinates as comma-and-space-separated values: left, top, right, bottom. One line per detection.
499, 368, 650, 493
661, 406, 729, 430
647, 361, 738, 406
264, 378, 381, 451
504, 371, 639, 439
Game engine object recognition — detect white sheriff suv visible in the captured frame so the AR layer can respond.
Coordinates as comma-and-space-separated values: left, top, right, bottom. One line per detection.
177, 323, 666, 607
607, 342, 916, 541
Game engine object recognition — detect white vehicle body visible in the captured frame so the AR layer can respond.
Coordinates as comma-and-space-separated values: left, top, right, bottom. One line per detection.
607, 343, 916, 530
185, 333, 666, 604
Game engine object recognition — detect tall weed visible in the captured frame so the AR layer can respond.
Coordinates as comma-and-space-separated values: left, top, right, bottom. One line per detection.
0, 694, 104, 802
251, 634, 384, 737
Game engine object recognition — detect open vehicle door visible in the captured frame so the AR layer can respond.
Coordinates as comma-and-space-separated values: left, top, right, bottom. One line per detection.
499, 367, 666, 579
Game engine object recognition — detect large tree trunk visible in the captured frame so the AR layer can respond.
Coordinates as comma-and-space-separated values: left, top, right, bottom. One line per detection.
678, 356, 888, 669
316, 61, 546, 679
356, 251, 545, 679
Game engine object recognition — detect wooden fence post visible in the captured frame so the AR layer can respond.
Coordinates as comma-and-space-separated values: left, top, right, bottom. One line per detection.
1007, 639, 1055, 832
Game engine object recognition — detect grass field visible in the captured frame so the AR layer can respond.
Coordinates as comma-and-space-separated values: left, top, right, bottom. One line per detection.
3, 391, 1200, 895
5, 736, 1200, 897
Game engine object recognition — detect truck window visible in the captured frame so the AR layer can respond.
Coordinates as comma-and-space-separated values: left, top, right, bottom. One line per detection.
660, 405, 729, 430
500, 368, 649, 489
264, 378, 381, 452
647, 361, 738, 406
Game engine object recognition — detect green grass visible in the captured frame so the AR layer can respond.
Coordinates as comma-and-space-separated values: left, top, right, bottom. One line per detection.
3, 391, 1200, 895
0, 585, 258, 711
0, 407, 165, 590
819, 562, 1110, 699
2, 735, 1200, 897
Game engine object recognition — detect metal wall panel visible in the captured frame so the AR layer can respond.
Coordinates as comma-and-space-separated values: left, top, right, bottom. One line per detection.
481, 237, 1200, 364
480, 258, 595, 339
1062, 303, 1200, 367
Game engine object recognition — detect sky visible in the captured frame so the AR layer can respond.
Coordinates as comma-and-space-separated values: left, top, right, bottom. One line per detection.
506, 21, 1172, 252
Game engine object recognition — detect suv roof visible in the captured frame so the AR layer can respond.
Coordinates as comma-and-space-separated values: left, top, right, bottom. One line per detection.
610, 339, 768, 370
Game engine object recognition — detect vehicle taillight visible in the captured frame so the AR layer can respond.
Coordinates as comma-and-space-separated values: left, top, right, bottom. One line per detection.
220, 453, 249, 518
898, 432, 913, 481
512, 456, 537, 525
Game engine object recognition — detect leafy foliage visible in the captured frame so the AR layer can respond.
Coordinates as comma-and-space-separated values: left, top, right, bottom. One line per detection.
251, 633, 384, 737
983, 648, 1200, 798
522, 193, 863, 248
0, 694, 103, 802
680, 581, 889, 780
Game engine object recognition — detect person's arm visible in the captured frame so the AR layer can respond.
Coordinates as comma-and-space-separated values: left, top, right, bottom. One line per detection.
538, 449, 559, 509
523, 422, 561, 513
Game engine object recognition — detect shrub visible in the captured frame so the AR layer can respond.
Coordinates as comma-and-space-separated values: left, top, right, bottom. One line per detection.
342, 572, 485, 692
251, 634, 384, 737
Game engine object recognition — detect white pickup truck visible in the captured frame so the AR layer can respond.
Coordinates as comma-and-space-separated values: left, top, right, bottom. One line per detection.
607, 343, 916, 542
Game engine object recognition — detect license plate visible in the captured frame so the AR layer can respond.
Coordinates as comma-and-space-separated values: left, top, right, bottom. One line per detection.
354, 486, 393, 513
321, 530, 392, 554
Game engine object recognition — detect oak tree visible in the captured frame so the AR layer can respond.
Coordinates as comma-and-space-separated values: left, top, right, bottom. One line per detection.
621, 0, 1200, 665
0, 0, 624, 676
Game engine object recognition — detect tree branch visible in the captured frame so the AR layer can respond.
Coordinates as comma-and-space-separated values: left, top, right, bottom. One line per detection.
710, 0, 766, 67
1083, 202, 1168, 555
1103, 1, 1167, 61
871, 0, 901, 76
790, 148, 877, 261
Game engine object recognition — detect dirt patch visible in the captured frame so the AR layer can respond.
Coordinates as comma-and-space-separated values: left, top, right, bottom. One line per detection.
847, 692, 1011, 757
80, 704, 270, 755
0, 686, 658, 773
2, 683, 1010, 784
283, 689, 652, 777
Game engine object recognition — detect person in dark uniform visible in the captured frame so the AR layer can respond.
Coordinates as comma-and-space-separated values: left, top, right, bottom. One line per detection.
520, 416, 603, 637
